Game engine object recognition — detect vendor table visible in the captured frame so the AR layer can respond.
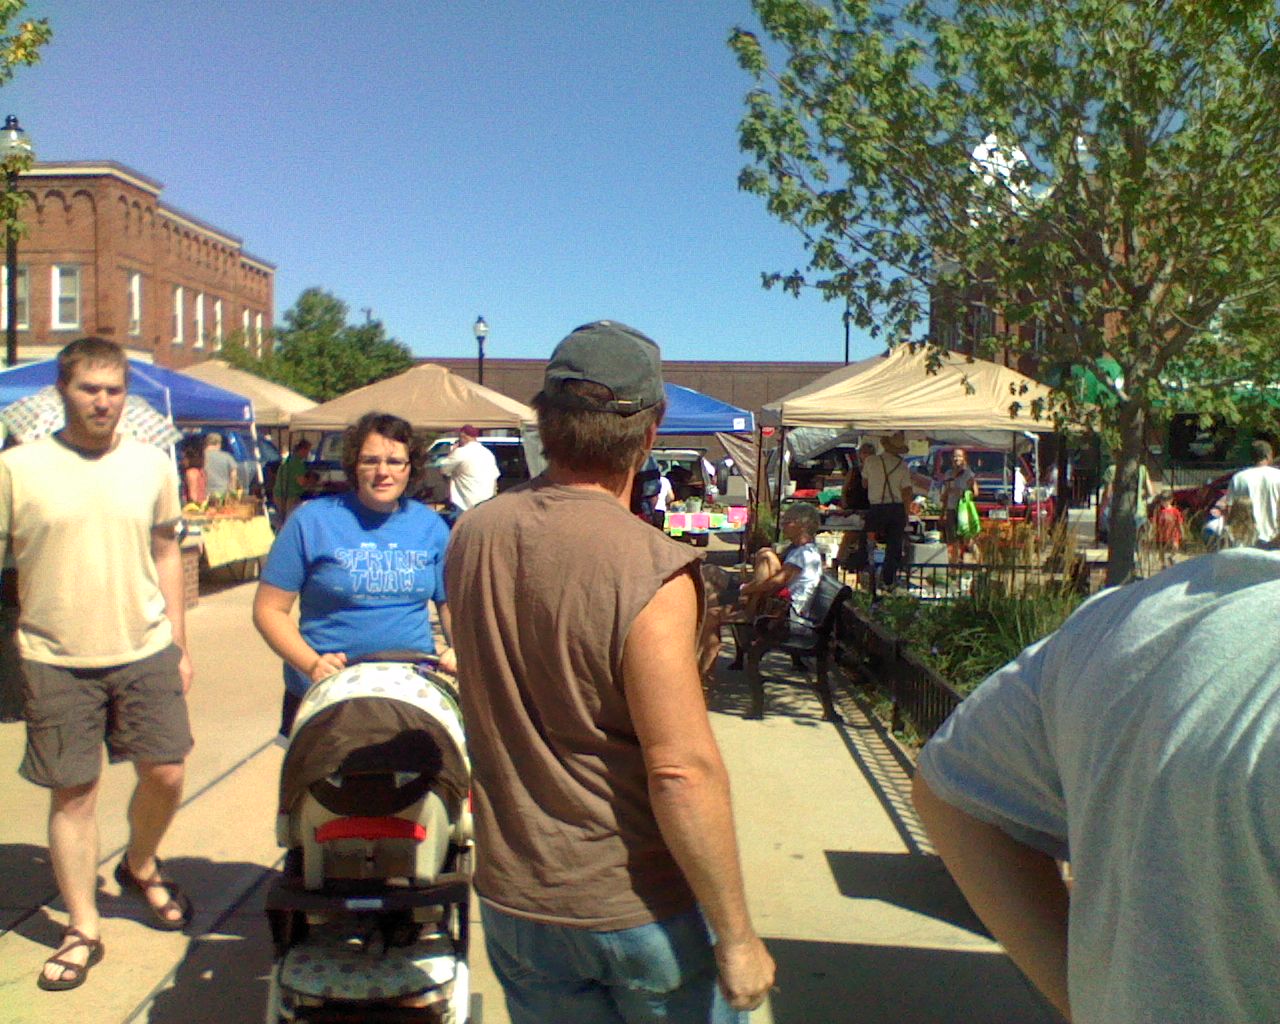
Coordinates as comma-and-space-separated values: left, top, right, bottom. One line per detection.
188, 514, 275, 570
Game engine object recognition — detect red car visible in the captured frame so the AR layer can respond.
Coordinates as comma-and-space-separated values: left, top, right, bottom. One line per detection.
1171, 472, 1233, 519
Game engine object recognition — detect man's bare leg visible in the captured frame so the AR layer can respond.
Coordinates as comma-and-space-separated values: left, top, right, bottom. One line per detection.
123, 761, 185, 923
43, 778, 101, 984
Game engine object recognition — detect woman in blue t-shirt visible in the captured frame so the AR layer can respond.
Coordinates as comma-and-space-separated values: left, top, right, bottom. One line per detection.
253, 412, 454, 735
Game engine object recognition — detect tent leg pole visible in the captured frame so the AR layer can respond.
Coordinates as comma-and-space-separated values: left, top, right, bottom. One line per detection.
773, 427, 787, 546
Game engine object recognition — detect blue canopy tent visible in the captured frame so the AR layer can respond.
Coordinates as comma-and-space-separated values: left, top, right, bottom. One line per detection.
0, 358, 253, 423
660, 382, 754, 435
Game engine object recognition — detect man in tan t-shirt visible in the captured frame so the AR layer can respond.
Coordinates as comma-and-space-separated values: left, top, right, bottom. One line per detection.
446, 321, 774, 1023
0, 338, 195, 991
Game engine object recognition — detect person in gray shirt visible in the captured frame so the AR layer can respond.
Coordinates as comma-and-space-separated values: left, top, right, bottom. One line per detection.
913, 549, 1280, 1023
202, 433, 239, 498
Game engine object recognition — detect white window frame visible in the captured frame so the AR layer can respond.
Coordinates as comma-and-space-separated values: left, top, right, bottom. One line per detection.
255, 312, 264, 354
2, 265, 29, 330
213, 298, 224, 349
127, 271, 142, 336
173, 286, 185, 345
51, 265, 82, 330
194, 292, 205, 348
242, 308, 250, 341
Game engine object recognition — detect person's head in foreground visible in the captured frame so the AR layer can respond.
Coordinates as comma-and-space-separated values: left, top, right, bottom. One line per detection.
532, 320, 668, 480
340, 412, 425, 513
55, 336, 129, 451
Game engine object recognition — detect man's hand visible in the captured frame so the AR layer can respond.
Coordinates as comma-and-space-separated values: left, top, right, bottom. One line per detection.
178, 648, 194, 694
309, 652, 348, 684
715, 935, 776, 1011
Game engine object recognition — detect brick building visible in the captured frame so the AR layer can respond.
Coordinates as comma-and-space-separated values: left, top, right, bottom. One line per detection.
4, 161, 274, 366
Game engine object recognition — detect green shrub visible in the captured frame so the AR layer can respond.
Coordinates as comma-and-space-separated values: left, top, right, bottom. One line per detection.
858, 578, 1084, 696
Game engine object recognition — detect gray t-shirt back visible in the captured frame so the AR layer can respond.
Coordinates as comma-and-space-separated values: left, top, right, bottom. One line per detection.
919, 550, 1280, 1024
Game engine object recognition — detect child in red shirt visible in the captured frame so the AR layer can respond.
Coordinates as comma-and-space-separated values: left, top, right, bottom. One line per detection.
1152, 491, 1185, 569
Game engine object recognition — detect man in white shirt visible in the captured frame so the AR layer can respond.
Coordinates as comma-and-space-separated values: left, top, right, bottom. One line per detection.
1226, 439, 1280, 546
437, 424, 500, 514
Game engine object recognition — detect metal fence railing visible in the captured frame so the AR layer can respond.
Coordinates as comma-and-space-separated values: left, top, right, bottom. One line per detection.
835, 602, 964, 740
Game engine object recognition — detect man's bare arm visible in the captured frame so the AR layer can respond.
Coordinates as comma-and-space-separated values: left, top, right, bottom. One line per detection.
624, 569, 775, 1011
152, 525, 194, 693
911, 772, 1071, 1020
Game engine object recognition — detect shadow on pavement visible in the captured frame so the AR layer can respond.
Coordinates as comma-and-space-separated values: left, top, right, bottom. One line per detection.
144, 886, 275, 1024
705, 653, 833, 725
765, 936, 1065, 1024
824, 849, 988, 937
0, 842, 60, 936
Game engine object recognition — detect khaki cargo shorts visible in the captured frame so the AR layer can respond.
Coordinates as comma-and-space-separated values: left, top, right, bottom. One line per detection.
19, 644, 194, 790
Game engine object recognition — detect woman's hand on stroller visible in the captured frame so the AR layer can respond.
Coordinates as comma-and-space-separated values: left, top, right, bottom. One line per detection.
308, 651, 348, 684
436, 646, 457, 676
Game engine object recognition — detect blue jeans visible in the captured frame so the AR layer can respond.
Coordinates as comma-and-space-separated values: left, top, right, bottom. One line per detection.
481, 902, 746, 1024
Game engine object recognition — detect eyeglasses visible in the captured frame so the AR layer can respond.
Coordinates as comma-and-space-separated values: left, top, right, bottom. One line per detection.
357, 456, 410, 470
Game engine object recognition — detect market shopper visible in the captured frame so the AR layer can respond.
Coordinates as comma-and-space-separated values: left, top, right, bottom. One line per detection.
913, 549, 1280, 1024
940, 448, 978, 563
0, 337, 196, 991
436, 423, 500, 515
862, 432, 914, 589
202, 433, 239, 498
253, 413, 453, 737
272, 436, 312, 521
445, 321, 774, 1023
1225, 439, 1280, 547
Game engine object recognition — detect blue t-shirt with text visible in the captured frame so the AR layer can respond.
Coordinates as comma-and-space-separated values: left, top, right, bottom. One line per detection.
262, 492, 449, 694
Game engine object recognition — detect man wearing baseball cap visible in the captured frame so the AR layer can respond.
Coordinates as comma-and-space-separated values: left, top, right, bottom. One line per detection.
446, 321, 774, 1022
436, 422, 500, 515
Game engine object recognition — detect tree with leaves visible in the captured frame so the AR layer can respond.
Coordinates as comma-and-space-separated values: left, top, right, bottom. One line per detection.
732, 0, 1280, 583
0, 3, 51, 226
225, 288, 414, 403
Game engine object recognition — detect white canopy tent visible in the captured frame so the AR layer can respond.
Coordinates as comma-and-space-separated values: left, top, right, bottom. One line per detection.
758, 345, 1059, 519
760, 344, 1055, 440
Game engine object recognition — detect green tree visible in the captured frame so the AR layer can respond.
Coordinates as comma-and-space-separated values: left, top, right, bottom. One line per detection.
0, 3, 52, 224
229, 288, 414, 403
732, 0, 1280, 583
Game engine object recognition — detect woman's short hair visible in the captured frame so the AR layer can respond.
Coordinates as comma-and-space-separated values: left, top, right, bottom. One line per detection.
781, 501, 821, 536
340, 412, 427, 489
533, 381, 666, 477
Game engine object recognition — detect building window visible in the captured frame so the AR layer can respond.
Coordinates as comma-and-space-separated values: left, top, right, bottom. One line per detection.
242, 308, 250, 341
52, 265, 82, 330
255, 312, 264, 354
194, 292, 205, 348
127, 271, 142, 336
173, 286, 184, 345
2, 265, 29, 330
213, 298, 223, 349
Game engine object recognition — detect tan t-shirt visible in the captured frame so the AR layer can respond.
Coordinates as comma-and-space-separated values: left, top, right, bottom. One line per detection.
0, 434, 181, 667
445, 477, 705, 930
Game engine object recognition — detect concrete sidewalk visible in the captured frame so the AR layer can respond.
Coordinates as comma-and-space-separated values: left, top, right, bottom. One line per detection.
0, 580, 1061, 1024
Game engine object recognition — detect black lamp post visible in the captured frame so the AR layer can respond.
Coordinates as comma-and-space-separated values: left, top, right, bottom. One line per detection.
2, 114, 32, 368
842, 306, 853, 364
473, 315, 489, 385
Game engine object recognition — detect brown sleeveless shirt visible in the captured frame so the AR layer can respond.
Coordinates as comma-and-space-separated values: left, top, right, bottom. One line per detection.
445, 477, 705, 929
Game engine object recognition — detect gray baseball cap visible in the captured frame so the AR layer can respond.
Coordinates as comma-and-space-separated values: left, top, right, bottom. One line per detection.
539, 321, 665, 416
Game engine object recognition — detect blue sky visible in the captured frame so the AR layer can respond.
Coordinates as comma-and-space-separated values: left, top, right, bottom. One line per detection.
7, 1, 882, 363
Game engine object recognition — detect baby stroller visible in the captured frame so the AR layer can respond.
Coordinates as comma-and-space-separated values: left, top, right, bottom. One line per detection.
264, 653, 474, 1023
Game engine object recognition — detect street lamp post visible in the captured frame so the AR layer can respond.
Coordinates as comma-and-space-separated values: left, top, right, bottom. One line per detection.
842, 307, 853, 364
473, 315, 489, 385
1, 115, 33, 368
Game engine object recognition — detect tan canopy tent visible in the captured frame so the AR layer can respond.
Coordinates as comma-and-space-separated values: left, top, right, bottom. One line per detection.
179, 359, 316, 427
760, 344, 1055, 436
289, 363, 535, 432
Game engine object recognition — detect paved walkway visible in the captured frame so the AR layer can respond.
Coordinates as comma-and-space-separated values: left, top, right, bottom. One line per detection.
0, 580, 1062, 1024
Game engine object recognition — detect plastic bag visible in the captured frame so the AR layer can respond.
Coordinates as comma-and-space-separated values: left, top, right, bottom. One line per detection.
956, 492, 981, 538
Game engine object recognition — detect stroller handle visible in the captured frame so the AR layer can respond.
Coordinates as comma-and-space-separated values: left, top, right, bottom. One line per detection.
345, 649, 439, 667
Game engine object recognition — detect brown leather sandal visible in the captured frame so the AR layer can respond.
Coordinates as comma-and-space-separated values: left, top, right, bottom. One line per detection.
115, 856, 194, 931
37, 927, 104, 991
